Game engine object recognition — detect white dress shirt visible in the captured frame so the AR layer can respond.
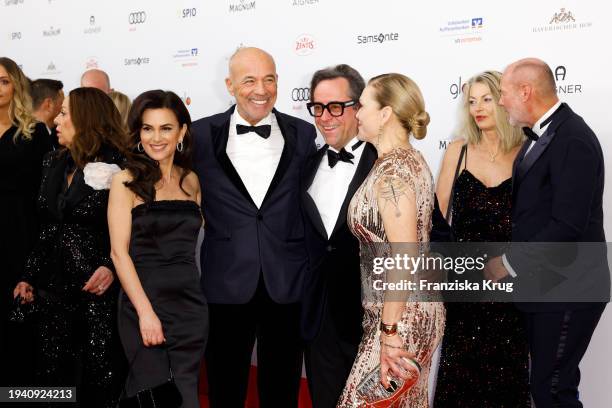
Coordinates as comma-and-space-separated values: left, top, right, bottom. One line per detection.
502, 100, 562, 277
226, 110, 284, 208
308, 137, 365, 238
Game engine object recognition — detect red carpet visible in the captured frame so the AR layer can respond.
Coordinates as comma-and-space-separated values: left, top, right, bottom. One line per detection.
199, 364, 312, 408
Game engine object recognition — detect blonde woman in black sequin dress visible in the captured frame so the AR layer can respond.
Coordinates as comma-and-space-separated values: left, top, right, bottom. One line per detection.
434, 71, 529, 407
13, 88, 127, 407
337, 74, 445, 407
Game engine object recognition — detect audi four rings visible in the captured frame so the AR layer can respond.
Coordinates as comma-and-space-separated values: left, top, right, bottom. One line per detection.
291, 88, 310, 102
128, 11, 146, 24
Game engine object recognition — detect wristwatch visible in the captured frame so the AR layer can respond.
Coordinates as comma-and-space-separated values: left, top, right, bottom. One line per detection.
380, 321, 398, 337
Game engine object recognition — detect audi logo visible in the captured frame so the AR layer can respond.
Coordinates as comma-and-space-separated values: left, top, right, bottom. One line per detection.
291, 88, 310, 102
128, 11, 146, 24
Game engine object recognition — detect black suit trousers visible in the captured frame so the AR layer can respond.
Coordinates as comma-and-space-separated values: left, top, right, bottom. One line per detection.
526, 303, 605, 407
205, 278, 303, 408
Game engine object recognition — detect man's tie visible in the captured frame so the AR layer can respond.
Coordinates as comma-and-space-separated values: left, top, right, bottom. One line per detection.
327, 148, 354, 168
236, 124, 272, 139
522, 127, 539, 142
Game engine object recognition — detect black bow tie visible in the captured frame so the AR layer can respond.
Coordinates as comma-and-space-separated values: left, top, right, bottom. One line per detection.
236, 124, 271, 139
522, 127, 539, 142
327, 148, 354, 168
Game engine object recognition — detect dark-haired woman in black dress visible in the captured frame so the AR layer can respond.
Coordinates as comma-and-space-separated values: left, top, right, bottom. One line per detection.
109, 90, 207, 408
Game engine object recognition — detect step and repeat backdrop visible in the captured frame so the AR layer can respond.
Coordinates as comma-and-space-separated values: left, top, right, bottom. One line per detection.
3, 0, 611, 404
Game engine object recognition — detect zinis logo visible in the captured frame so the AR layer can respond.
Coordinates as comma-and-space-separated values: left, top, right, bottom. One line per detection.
84, 15, 102, 34
554, 65, 582, 95
229, 0, 255, 13
11, 32, 22, 40
5, 0, 24, 5
295, 34, 316, 56
293, 0, 318, 5
124, 57, 150, 66
357, 32, 399, 45
43, 26, 61, 37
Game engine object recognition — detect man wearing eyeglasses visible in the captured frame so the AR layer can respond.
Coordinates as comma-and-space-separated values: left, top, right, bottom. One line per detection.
301, 64, 377, 407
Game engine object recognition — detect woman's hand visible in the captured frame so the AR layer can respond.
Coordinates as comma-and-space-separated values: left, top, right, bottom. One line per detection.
13, 282, 34, 303
138, 309, 165, 347
379, 333, 418, 389
82, 266, 114, 295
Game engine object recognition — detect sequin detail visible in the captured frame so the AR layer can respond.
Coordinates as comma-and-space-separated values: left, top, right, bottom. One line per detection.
339, 147, 445, 407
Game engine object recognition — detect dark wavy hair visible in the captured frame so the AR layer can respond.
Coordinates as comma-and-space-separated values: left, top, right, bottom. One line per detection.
123, 90, 193, 203
68, 87, 128, 168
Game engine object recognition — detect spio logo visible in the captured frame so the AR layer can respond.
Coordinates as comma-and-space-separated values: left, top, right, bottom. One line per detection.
449, 76, 465, 99
292, 88, 310, 102
182, 8, 196, 18
554, 65, 567, 81
90, 15, 95, 25
295, 34, 316, 56
11, 32, 21, 40
129, 11, 146, 24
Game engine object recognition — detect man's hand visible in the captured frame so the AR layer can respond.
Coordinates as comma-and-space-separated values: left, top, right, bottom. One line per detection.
483, 256, 509, 282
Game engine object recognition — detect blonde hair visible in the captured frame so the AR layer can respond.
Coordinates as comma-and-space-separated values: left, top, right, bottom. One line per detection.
0, 57, 36, 141
109, 90, 131, 129
460, 70, 525, 153
368, 73, 430, 140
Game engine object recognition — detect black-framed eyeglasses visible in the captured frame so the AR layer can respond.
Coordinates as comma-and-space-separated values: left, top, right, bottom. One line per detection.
306, 100, 357, 117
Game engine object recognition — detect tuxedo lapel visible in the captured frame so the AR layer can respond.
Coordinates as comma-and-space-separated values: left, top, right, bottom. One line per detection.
512, 140, 531, 203
303, 147, 328, 240
515, 104, 571, 183
261, 109, 296, 207
210, 107, 257, 207
330, 142, 377, 238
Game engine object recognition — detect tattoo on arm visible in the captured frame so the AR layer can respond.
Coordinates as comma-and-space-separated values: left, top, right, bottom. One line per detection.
380, 177, 409, 218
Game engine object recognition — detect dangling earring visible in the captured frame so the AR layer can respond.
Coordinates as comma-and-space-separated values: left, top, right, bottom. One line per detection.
137, 141, 144, 152
176, 141, 184, 152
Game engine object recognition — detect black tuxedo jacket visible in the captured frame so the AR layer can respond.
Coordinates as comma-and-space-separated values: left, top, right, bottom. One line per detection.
507, 103, 610, 311
301, 142, 377, 341
192, 106, 317, 304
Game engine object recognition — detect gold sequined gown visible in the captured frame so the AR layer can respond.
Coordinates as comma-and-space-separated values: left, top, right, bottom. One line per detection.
338, 147, 446, 408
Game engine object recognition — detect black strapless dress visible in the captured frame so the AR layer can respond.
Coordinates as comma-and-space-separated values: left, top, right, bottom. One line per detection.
118, 200, 208, 408
434, 168, 530, 407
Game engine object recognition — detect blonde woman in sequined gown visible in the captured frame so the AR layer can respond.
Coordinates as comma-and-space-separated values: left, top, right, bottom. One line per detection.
337, 74, 445, 408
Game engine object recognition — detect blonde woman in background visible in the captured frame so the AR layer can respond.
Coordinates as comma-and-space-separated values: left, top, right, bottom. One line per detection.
337, 73, 445, 407
434, 70, 529, 407
0, 57, 52, 386
109, 90, 131, 131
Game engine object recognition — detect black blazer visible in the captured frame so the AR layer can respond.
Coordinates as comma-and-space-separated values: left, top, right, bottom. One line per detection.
507, 103, 610, 311
192, 106, 317, 304
23, 148, 122, 295
301, 142, 377, 342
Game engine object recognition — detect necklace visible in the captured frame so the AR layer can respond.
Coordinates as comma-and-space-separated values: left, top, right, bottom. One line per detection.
482, 140, 500, 162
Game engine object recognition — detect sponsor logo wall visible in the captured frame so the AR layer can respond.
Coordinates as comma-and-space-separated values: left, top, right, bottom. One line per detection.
2, 1, 610, 404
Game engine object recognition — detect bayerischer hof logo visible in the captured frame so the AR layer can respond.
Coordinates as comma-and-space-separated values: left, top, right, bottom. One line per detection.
532, 8, 592, 33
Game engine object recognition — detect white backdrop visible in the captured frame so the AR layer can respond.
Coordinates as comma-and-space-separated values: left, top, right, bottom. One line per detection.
2, 0, 611, 405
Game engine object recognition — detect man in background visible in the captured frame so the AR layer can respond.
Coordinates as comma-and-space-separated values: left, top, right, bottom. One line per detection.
31, 78, 63, 148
